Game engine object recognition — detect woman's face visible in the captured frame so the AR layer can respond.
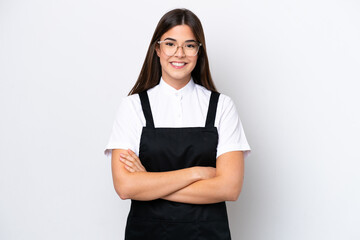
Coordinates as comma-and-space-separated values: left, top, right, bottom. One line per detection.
156, 25, 198, 87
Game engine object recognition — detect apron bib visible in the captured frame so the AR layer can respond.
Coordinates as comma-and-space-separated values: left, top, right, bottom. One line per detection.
125, 91, 231, 240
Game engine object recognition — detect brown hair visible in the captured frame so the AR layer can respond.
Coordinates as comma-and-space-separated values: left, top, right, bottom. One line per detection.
128, 8, 217, 95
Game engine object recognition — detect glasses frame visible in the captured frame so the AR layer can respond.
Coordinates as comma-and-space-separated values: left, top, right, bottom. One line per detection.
157, 40, 202, 57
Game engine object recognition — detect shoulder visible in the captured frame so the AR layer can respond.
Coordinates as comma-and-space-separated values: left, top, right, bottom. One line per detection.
218, 93, 236, 110
194, 83, 235, 109
219, 94, 241, 124
194, 83, 211, 98
112, 93, 145, 128
114, 93, 143, 118
118, 93, 140, 108
117, 83, 162, 111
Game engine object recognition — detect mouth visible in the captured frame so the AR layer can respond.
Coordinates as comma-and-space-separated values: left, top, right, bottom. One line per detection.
170, 62, 187, 69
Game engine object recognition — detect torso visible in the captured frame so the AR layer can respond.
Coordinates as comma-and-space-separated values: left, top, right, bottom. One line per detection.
124, 90, 232, 240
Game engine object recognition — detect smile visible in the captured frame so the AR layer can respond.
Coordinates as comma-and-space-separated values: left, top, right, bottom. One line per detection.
170, 62, 187, 69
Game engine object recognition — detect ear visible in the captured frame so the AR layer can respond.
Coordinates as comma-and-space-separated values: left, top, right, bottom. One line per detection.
155, 45, 161, 57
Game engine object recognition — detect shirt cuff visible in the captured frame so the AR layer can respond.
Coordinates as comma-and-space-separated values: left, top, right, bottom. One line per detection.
216, 145, 251, 159
104, 142, 136, 159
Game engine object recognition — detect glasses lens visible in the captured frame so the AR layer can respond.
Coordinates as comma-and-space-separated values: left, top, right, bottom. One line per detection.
161, 40, 177, 56
183, 42, 200, 56
160, 40, 200, 56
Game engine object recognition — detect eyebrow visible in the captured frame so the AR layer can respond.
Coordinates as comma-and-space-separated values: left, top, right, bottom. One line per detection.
163, 37, 197, 43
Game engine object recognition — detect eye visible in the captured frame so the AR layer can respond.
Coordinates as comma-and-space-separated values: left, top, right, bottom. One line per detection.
165, 41, 176, 47
185, 43, 197, 49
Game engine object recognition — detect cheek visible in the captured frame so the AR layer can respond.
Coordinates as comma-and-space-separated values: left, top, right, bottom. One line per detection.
159, 54, 170, 65
189, 57, 198, 68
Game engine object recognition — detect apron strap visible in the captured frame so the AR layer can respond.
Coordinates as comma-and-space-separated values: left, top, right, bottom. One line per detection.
138, 91, 155, 128
205, 91, 220, 128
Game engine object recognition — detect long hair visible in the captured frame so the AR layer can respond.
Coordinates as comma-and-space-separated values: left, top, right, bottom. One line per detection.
128, 8, 217, 95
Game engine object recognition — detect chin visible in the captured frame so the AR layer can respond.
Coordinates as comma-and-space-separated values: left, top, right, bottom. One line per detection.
170, 74, 191, 81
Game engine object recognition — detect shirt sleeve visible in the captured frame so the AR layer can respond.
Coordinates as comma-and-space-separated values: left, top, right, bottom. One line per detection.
216, 94, 251, 159
104, 95, 143, 159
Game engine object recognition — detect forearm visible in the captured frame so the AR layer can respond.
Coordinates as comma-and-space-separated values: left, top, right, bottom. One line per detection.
121, 167, 202, 201
161, 176, 239, 204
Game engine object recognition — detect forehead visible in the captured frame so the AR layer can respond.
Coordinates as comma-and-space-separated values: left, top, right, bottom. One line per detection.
160, 25, 196, 41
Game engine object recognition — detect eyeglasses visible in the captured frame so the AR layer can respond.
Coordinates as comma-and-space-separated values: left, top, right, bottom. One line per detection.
157, 40, 202, 57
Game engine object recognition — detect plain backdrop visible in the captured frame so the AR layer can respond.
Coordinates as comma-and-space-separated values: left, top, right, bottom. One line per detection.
1, 0, 359, 239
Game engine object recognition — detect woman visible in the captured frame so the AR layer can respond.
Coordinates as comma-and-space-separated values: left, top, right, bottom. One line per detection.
104, 8, 251, 240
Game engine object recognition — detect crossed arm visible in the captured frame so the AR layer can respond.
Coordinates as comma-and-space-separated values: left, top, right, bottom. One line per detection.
111, 149, 244, 204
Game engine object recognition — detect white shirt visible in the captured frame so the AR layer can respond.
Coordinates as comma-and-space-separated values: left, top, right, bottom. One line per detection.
104, 77, 251, 159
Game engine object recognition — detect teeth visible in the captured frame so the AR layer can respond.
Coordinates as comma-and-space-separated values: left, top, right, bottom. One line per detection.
171, 62, 185, 66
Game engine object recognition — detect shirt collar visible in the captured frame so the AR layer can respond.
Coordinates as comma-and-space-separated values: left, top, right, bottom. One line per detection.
159, 77, 195, 98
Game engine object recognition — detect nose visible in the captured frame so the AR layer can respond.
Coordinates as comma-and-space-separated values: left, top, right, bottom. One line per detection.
174, 46, 185, 57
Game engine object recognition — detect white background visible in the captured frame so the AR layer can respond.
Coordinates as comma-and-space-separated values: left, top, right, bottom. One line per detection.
1, 0, 359, 239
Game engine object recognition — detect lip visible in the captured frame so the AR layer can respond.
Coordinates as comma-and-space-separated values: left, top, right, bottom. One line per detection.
170, 61, 187, 69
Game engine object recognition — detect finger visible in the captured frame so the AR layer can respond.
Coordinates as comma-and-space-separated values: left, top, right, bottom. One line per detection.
120, 154, 135, 168
124, 164, 135, 173
125, 151, 145, 171
121, 159, 137, 173
127, 149, 135, 154
120, 154, 143, 172
127, 149, 140, 161
127, 149, 146, 171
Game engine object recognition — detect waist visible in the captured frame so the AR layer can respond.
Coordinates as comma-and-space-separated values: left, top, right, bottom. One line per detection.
129, 199, 228, 222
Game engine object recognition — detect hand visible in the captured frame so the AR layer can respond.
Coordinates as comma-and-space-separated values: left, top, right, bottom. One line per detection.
195, 166, 216, 180
119, 149, 147, 173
